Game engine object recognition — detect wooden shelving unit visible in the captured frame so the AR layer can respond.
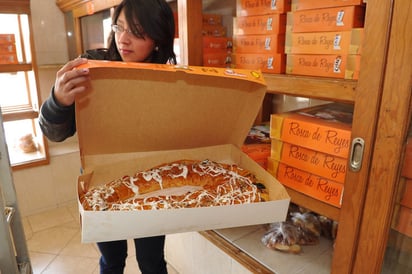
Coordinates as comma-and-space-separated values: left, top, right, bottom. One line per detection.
176, 1, 412, 273
264, 74, 356, 103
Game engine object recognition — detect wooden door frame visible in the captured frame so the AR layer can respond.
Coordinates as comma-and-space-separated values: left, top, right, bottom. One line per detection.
331, 1, 394, 273
352, 0, 412, 272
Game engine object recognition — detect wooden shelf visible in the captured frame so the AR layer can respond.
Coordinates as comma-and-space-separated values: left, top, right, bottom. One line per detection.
201, 226, 333, 274
0, 63, 32, 73
264, 73, 357, 103
199, 230, 275, 274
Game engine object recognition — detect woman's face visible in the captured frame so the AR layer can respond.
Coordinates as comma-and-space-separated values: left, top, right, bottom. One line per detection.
114, 10, 155, 62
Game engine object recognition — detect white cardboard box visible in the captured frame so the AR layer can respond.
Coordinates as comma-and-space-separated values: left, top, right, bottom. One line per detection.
75, 60, 290, 243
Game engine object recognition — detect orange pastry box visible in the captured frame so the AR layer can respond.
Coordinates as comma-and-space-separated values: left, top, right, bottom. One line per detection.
0, 43, 16, 54
286, 54, 361, 79
242, 143, 271, 169
203, 13, 223, 25
242, 123, 271, 169
203, 52, 232, 68
74, 60, 290, 243
268, 160, 344, 208
289, 5, 365, 33
233, 53, 286, 74
0, 34, 15, 44
0, 53, 18, 64
202, 25, 227, 37
270, 139, 347, 183
237, 0, 292, 16
285, 28, 364, 55
234, 34, 285, 54
270, 103, 353, 159
203, 36, 233, 52
234, 13, 287, 35
291, 0, 365, 11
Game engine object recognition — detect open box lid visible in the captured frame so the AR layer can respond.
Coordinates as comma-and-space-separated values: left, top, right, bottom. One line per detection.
75, 60, 267, 170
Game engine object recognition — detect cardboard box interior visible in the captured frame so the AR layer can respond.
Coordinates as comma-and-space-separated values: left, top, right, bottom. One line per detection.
75, 61, 290, 242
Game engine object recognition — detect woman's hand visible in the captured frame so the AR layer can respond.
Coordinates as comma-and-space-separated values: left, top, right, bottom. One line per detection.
54, 58, 90, 106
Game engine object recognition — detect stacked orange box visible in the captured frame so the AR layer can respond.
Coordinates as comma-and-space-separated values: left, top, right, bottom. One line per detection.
233, 53, 285, 73
202, 14, 233, 68
286, 53, 361, 79
270, 103, 353, 158
241, 123, 271, 169
268, 103, 354, 208
291, 0, 366, 11
236, 0, 291, 16
270, 139, 347, 183
234, 34, 285, 54
233, 0, 291, 74
234, 13, 287, 35
0, 33, 15, 43
0, 34, 18, 64
285, 1, 366, 79
270, 160, 344, 207
285, 28, 364, 55
0, 43, 16, 54
203, 36, 233, 68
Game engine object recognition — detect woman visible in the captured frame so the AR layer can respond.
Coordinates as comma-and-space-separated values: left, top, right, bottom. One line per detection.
39, 0, 176, 273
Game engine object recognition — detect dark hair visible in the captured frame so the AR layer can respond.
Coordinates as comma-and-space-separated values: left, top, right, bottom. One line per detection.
106, 0, 176, 64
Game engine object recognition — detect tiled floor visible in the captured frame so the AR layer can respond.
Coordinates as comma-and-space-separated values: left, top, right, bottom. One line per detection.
22, 202, 178, 274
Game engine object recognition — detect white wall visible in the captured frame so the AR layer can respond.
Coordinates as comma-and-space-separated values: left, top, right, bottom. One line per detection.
31, 0, 68, 65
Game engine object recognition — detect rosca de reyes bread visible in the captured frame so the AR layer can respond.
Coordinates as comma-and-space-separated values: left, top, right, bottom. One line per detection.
79, 159, 269, 211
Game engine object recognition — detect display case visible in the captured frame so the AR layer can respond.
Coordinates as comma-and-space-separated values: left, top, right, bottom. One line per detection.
177, 2, 412, 273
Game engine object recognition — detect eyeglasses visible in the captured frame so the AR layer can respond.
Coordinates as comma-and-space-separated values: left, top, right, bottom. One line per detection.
111, 24, 132, 34
111, 24, 145, 38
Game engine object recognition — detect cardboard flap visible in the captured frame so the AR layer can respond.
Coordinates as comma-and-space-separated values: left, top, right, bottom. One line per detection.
75, 61, 267, 168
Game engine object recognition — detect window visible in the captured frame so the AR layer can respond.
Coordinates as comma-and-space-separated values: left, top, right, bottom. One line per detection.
0, 8, 49, 169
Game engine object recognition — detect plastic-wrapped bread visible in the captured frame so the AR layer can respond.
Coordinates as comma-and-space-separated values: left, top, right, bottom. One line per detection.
261, 222, 302, 254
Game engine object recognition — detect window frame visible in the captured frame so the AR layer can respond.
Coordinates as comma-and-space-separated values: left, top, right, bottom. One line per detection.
0, 1, 49, 170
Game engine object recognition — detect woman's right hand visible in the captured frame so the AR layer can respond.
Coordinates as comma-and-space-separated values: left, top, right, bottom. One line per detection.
53, 58, 90, 106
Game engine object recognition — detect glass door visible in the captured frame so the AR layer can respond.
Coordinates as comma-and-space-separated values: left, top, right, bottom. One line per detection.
382, 121, 412, 274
